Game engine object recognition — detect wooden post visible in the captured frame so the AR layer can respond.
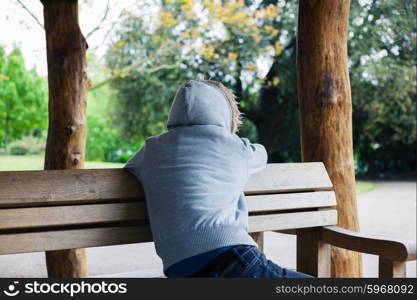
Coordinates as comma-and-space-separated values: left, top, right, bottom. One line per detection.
297, 228, 331, 277
379, 258, 406, 278
249, 232, 264, 252
42, 0, 89, 278
297, 0, 362, 277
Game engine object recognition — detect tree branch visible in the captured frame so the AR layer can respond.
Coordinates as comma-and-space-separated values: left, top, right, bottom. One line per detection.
141, 63, 180, 74
16, 0, 43, 28
85, 0, 110, 39
90, 62, 180, 90
90, 40, 179, 90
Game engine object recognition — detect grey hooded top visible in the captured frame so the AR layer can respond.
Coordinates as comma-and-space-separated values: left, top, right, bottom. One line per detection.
125, 80, 267, 273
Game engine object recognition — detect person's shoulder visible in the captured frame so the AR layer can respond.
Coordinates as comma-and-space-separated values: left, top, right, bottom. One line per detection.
230, 135, 250, 151
219, 133, 253, 155
144, 131, 168, 144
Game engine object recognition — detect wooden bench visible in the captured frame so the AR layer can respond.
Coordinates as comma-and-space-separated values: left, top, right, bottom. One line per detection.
0, 162, 415, 277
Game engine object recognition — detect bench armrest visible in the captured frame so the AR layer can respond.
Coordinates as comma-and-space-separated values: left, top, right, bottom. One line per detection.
320, 226, 416, 261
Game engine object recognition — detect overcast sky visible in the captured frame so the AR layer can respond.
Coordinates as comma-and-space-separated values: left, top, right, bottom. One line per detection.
0, 0, 136, 76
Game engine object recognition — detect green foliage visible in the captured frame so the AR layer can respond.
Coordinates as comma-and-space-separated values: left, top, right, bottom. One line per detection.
110, 149, 136, 163
85, 81, 119, 162
234, 0, 300, 163
8, 135, 45, 155
86, 114, 119, 162
0, 155, 124, 171
348, 0, 416, 174
105, 0, 281, 143
103, 0, 415, 175
0, 46, 48, 149
238, 118, 258, 142
85, 78, 142, 162
244, 0, 416, 174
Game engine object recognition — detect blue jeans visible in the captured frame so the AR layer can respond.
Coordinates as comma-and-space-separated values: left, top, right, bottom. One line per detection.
189, 245, 313, 278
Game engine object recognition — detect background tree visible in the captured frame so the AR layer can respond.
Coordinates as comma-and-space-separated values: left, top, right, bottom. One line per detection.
242, 0, 299, 162
104, 0, 282, 146
10, 0, 414, 175
0, 46, 47, 149
41, 0, 89, 278
256, 0, 416, 174
348, 0, 416, 174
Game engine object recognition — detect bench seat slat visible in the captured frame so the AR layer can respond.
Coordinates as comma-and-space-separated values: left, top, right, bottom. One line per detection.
0, 203, 148, 230
0, 163, 332, 208
0, 162, 337, 256
248, 210, 337, 233
0, 225, 153, 255
0, 193, 336, 230
0, 210, 337, 255
0, 169, 144, 208
245, 162, 332, 194
247, 191, 336, 212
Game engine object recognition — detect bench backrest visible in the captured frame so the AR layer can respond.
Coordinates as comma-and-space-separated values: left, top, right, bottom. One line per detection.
0, 162, 337, 255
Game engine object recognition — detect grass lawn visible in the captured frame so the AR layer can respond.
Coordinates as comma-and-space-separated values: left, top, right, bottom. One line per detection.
0, 155, 376, 195
355, 181, 376, 195
0, 155, 124, 170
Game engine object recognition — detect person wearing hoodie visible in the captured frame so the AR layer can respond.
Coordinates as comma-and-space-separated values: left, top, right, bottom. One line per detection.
125, 80, 312, 278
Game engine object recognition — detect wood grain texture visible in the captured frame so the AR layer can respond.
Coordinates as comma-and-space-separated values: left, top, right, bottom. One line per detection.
379, 259, 406, 278
0, 169, 143, 208
320, 226, 416, 261
297, 228, 331, 277
45, 249, 86, 279
248, 210, 337, 233
42, 0, 89, 278
0, 163, 331, 208
0, 211, 338, 255
249, 232, 264, 252
0, 203, 147, 230
247, 191, 336, 212
0, 225, 152, 255
297, 0, 362, 277
245, 162, 332, 194
43, 4, 88, 170
0, 198, 336, 232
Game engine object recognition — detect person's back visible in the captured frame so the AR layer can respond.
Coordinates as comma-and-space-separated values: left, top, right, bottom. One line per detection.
125, 80, 311, 278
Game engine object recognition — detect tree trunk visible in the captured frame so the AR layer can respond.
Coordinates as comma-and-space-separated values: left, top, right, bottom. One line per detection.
42, 0, 89, 278
297, 0, 362, 277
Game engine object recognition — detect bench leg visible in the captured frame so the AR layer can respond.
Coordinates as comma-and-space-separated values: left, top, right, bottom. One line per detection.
249, 232, 264, 252
379, 258, 406, 278
45, 249, 87, 278
297, 228, 331, 277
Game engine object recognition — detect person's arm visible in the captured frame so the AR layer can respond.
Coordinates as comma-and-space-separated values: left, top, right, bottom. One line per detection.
240, 138, 268, 175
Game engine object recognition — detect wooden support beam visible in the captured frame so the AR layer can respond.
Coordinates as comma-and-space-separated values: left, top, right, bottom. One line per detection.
379, 259, 406, 278
297, 0, 362, 277
249, 232, 264, 253
296, 228, 331, 277
42, 0, 89, 278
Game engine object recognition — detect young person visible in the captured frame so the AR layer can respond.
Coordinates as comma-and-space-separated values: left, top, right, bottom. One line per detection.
125, 80, 312, 278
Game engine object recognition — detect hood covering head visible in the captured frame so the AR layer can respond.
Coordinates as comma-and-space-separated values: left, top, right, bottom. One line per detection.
167, 80, 233, 132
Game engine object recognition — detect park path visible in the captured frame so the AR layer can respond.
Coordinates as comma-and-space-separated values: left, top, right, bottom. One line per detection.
0, 180, 415, 278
